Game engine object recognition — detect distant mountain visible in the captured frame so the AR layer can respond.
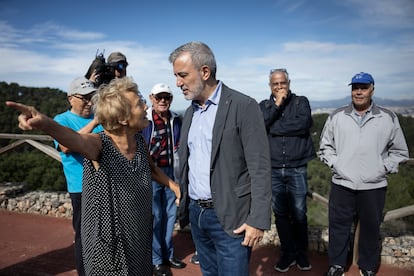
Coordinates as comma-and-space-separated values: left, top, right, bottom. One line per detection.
310, 97, 414, 109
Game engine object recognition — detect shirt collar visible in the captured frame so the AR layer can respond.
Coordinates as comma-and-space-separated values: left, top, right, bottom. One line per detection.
352, 102, 373, 116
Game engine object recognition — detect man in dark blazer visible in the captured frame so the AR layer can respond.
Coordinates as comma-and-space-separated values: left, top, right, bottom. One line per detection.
169, 41, 271, 276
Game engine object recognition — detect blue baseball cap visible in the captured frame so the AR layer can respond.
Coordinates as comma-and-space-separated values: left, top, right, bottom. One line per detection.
349, 72, 375, 85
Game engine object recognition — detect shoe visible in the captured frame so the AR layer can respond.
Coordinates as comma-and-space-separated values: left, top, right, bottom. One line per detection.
360, 269, 376, 276
325, 265, 345, 276
153, 264, 172, 276
274, 255, 296, 273
296, 253, 312, 271
167, 256, 186, 269
190, 253, 199, 265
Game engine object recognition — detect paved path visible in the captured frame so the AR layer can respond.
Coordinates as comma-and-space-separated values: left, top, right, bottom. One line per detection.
0, 210, 412, 275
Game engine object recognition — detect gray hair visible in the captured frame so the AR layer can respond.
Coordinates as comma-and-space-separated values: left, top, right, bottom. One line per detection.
269, 68, 289, 81
169, 41, 217, 78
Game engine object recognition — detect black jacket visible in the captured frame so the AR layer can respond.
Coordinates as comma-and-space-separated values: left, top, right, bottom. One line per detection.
259, 92, 316, 168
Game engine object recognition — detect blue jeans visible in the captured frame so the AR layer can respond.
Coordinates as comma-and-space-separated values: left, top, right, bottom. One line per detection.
271, 166, 309, 259
189, 200, 251, 276
152, 166, 177, 265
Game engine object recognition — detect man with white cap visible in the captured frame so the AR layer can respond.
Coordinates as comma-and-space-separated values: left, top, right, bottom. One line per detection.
320, 72, 409, 276
53, 76, 104, 276
141, 83, 185, 276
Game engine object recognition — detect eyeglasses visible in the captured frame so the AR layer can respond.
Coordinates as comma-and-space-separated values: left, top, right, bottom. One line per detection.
351, 84, 371, 91
72, 94, 94, 104
154, 94, 172, 101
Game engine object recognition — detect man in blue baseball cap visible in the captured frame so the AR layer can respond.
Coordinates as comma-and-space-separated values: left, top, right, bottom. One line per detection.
349, 72, 375, 85
320, 72, 409, 276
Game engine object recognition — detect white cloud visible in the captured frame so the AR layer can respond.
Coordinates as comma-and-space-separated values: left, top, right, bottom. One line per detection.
343, 0, 414, 28
218, 38, 414, 104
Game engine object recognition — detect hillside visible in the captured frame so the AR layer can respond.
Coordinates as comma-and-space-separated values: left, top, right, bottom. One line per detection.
311, 97, 414, 116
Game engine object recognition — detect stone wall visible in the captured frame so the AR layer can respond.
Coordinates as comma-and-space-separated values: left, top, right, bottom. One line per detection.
260, 224, 414, 270
0, 183, 72, 218
1, 182, 413, 270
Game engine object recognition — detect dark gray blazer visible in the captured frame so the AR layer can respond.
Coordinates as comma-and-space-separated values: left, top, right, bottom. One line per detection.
177, 83, 272, 237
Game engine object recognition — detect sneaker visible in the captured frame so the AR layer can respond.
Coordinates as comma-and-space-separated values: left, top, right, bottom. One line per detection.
325, 265, 345, 276
296, 254, 312, 271
190, 253, 199, 265
360, 269, 376, 276
274, 256, 296, 273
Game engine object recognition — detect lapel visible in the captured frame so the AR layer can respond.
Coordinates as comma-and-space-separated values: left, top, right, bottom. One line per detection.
211, 85, 232, 167
181, 106, 194, 159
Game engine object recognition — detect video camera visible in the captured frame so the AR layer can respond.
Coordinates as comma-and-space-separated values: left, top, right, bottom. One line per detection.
85, 51, 116, 87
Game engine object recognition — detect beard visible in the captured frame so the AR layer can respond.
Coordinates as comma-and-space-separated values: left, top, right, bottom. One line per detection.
183, 77, 205, 102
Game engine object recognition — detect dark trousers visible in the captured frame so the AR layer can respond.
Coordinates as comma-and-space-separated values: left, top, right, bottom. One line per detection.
70, 193, 85, 276
328, 183, 386, 271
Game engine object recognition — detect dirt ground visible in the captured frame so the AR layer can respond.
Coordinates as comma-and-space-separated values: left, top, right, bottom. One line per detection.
0, 210, 412, 276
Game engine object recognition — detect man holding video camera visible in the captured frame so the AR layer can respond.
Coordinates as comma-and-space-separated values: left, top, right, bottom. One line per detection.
107, 51, 128, 78
85, 51, 128, 87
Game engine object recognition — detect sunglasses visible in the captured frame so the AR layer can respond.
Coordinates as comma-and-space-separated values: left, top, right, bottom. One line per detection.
352, 84, 371, 91
154, 94, 172, 101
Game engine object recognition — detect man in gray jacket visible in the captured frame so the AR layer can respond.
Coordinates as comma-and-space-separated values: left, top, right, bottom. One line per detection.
170, 41, 271, 276
319, 72, 409, 276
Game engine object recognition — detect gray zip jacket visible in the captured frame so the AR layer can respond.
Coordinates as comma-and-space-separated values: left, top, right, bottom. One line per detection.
319, 102, 409, 190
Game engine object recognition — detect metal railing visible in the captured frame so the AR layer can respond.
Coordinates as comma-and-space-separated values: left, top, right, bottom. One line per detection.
0, 133, 60, 161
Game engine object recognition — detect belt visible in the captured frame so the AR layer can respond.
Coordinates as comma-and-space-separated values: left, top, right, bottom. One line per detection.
195, 199, 214, 208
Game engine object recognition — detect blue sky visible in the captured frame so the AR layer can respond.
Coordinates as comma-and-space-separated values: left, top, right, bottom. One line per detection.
1, 0, 413, 110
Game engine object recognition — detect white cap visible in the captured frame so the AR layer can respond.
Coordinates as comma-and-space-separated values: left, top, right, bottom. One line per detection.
150, 83, 172, 95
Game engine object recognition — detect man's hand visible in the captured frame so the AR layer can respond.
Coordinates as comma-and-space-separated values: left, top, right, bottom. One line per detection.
89, 69, 100, 85
233, 223, 264, 247
274, 88, 288, 107
169, 180, 181, 206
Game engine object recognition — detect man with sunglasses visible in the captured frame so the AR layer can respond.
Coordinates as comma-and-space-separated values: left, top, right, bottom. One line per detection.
141, 83, 184, 276
53, 76, 104, 276
320, 72, 409, 276
259, 68, 316, 273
